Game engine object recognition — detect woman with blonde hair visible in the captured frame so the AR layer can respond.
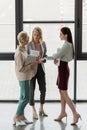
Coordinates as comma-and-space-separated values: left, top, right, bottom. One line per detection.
27, 27, 48, 119
13, 31, 37, 126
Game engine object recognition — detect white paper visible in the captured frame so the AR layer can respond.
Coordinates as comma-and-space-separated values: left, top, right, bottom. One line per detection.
30, 49, 39, 57
25, 55, 36, 65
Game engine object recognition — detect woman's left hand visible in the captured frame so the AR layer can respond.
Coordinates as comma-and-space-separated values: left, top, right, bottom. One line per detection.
54, 59, 58, 64
38, 57, 44, 64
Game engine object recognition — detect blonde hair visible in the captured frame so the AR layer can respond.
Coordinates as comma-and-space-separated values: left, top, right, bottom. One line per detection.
32, 27, 43, 44
17, 31, 28, 44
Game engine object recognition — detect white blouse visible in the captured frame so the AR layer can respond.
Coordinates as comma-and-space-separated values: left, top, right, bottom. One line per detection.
52, 41, 73, 62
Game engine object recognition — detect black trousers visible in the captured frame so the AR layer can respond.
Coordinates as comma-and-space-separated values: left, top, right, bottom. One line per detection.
29, 64, 46, 106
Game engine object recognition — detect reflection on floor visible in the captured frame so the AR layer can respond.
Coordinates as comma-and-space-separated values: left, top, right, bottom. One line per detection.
0, 102, 87, 130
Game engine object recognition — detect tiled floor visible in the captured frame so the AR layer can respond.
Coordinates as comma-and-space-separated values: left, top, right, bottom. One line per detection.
0, 102, 86, 130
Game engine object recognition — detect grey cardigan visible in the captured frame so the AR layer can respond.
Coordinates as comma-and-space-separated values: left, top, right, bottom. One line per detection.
14, 46, 35, 81
27, 41, 47, 74
52, 41, 73, 62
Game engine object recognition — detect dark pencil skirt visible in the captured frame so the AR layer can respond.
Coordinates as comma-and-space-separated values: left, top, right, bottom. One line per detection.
56, 60, 70, 90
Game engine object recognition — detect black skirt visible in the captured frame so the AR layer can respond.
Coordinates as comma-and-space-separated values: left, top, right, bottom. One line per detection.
56, 60, 70, 90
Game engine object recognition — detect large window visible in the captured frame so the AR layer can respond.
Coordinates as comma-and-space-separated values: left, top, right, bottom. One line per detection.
0, 0, 86, 102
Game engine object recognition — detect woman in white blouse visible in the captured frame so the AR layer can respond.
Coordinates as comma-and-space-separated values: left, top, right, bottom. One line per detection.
52, 27, 81, 125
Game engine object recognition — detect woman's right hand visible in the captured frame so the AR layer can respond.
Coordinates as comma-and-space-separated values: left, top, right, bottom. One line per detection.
36, 56, 43, 64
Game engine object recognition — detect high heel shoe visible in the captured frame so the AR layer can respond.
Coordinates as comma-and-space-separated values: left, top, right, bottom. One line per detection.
33, 113, 38, 119
23, 119, 33, 124
54, 113, 67, 122
71, 113, 82, 125
39, 111, 48, 117
13, 120, 26, 126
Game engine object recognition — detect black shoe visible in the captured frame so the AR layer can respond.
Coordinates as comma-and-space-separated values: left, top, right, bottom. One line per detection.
39, 111, 48, 117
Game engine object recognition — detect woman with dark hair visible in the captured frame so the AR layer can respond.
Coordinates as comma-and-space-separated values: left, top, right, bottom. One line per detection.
52, 27, 81, 125
27, 27, 48, 119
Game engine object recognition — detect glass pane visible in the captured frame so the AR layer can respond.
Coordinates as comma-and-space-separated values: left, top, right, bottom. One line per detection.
23, 0, 75, 21
0, 0, 15, 24
0, 0, 15, 52
0, 25, 15, 52
0, 61, 19, 100
23, 24, 75, 56
77, 61, 87, 100
82, 0, 87, 52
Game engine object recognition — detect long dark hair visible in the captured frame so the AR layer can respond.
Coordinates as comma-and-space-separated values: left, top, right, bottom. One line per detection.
61, 27, 74, 58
